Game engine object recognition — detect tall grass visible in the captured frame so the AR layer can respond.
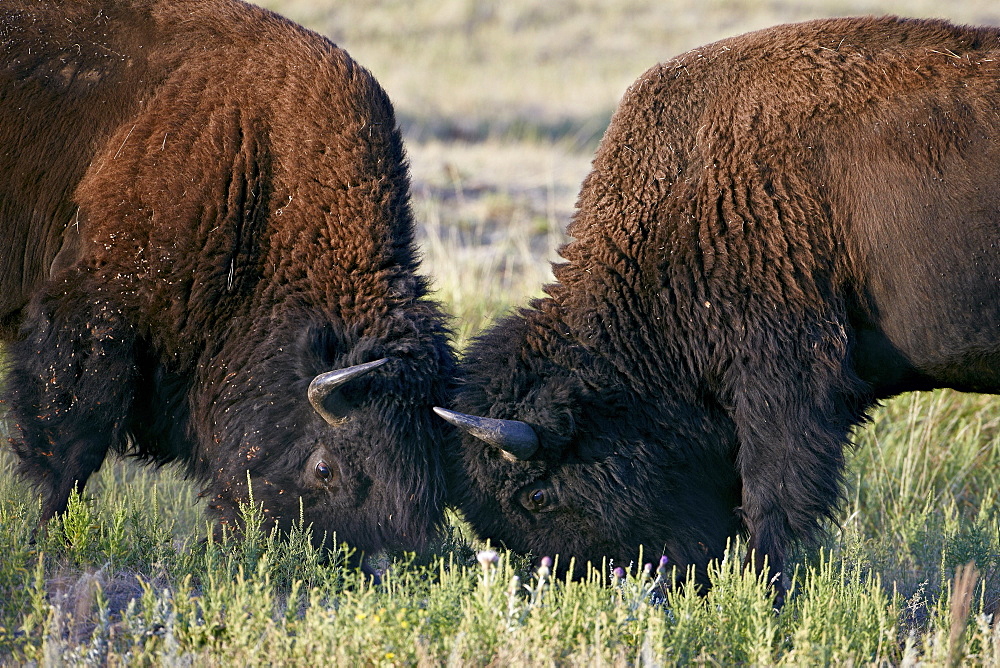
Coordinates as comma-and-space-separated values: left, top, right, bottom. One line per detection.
4, 0, 1000, 664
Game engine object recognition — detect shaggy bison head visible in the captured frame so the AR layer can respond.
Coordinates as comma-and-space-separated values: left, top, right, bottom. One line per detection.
439, 314, 742, 584
195, 316, 453, 558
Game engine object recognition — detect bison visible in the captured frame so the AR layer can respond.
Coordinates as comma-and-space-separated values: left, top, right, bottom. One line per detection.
437, 16, 1000, 598
0, 0, 454, 558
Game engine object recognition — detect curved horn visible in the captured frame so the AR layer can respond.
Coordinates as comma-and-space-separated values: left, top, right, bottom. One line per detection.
433, 407, 539, 460
309, 358, 389, 425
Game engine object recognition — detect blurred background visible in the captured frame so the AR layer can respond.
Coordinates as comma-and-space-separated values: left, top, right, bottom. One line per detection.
260, 0, 1000, 343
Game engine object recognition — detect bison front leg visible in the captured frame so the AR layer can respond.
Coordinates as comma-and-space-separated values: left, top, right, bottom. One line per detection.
733, 401, 861, 604
724, 322, 870, 603
4, 273, 139, 521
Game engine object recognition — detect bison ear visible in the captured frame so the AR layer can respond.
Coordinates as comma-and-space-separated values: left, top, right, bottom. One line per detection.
309, 358, 389, 425
433, 407, 539, 461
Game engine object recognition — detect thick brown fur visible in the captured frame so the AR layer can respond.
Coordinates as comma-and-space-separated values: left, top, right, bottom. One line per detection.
446, 16, 1000, 596
1, 0, 455, 555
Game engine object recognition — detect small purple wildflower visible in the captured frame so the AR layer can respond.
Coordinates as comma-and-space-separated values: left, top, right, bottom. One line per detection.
613, 566, 626, 584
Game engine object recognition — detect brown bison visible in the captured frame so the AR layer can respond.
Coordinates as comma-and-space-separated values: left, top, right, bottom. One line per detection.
438, 16, 1000, 599
1, 0, 454, 557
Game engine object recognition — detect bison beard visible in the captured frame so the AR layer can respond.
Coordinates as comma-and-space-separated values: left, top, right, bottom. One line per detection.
440, 16, 1000, 600
0, 0, 454, 557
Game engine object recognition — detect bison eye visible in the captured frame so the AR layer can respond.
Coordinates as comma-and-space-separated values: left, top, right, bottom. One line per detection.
315, 460, 333, 482
521, 486, 552, 512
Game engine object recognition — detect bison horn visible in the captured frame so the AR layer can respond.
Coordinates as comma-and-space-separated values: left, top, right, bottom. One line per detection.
433, 407, 539, 460
309, 358, 389, 425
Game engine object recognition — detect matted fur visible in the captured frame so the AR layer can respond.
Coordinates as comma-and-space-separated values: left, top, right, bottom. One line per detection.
0, 0, 454, 555
446, 16, 1000, 593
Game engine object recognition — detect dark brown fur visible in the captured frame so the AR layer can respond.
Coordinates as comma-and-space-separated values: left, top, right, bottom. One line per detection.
1, 0, 454, 555
445, 16, 1000, 595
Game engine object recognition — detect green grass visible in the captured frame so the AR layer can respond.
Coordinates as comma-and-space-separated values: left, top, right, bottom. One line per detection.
5, 0, 1000, 664
2, 400, 999, 665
